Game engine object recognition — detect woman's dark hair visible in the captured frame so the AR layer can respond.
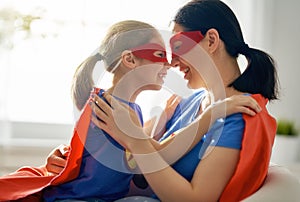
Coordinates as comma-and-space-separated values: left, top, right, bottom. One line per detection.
174, 0, 279, 100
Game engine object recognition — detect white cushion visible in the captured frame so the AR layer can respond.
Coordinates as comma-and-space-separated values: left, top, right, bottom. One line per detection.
115, 164, 300, 202
243, 164, 300, 201
114, 196, 159, 202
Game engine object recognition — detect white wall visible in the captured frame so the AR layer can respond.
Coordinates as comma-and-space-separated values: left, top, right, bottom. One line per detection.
1, 0, 300, 175
227, 0, 300, 130
266, 0, 300, 130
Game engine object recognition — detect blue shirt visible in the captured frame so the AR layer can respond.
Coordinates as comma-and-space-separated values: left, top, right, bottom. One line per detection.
159, 90, 245, 181
160, 89, 207, 141
43, 89, 144, 202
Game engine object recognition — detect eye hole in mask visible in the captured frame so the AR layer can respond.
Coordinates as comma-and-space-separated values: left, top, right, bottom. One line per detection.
131, 43, 168, 63
170, 31, 204, 59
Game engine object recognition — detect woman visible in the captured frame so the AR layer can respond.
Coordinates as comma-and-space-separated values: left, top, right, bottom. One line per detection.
90, 0, 279, 201
0, 19, 259, 201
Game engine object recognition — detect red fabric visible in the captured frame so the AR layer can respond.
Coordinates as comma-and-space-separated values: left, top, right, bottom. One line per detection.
170, 31, 204, 59
131, 43, 168, 63
0, 90, 96, 201
0, 93, 276, 201
219, 94, 277, 201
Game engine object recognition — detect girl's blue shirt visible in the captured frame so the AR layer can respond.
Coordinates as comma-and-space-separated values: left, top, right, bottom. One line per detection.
43, 89, 144, 202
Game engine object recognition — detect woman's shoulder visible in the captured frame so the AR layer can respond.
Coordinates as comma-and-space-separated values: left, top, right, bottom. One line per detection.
180, 88, 207, 103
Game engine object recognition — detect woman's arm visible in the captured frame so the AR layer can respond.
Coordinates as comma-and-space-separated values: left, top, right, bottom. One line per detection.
90, 94, 260, 201
131, 141, 239, 202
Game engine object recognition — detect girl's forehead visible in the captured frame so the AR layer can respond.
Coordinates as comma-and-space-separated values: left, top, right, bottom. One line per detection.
149, 36, 166, 48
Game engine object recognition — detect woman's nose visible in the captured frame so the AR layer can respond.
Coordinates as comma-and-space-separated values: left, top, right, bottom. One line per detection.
171, 57, 180, 67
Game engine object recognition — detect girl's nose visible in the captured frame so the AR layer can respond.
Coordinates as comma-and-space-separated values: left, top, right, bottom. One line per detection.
164, 62, 172, 69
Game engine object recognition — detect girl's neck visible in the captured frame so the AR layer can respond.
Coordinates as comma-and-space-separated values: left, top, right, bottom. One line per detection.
104, 69, 140, 103
107, 85, 140, 103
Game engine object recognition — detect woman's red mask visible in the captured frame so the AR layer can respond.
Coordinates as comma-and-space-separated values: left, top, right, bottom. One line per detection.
170, 31, 204, 59
131, 43, 168, 63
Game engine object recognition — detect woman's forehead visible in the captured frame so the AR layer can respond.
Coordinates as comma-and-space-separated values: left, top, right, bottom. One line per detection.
172, 23, 185, 33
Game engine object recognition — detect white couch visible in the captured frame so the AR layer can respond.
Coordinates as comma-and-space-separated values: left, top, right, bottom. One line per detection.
243, 164, 300, 201
115, 164, 300, 202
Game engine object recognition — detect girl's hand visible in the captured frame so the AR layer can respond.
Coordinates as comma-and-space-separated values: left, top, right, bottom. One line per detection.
208, 94, 261, 120
45, 144, 69, 175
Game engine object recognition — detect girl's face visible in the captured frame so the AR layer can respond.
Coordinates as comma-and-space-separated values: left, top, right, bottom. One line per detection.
132, 36, 170, 91
170, 23, 207, 89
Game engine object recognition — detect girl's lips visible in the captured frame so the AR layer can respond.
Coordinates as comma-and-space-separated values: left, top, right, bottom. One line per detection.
158, 72, 167, 79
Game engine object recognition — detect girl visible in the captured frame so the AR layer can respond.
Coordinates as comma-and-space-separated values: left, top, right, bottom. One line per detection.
43, 20, 171, 201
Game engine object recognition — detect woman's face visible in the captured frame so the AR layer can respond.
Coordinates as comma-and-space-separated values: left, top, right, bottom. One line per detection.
132, 36, 170, 91
170, 23, 207, 89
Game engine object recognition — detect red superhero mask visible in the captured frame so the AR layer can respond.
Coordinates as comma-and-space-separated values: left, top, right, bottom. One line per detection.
170, 31, 204, 59
131, 43, 168, 63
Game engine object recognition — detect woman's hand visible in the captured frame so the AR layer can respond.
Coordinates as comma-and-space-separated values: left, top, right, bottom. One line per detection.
90, 93, 146, 149
45, 144, 69, 176
144, 94, 181, 139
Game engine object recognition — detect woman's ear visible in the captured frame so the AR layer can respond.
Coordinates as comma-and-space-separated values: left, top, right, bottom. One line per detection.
205, 28, 220, 54
121, 50, 136, 69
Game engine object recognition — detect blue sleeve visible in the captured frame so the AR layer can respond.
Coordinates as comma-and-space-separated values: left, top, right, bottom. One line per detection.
217, 113, 245, 149
160, 89, 206, 142
203, 113, 245, 150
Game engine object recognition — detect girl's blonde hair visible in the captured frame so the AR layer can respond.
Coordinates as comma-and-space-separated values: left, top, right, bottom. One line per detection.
71, 20, 157, 110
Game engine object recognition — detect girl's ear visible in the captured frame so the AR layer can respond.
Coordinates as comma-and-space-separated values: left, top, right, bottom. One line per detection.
121, 50, 136, 69
205, 28, 220, 54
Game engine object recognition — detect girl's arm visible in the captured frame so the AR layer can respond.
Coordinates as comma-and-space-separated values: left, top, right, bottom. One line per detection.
91, 93, 260, 164
92, 94, 261, 163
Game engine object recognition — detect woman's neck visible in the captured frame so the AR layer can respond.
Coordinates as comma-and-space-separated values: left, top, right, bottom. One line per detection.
208, 50, 243, 100
200, 86, 243, 113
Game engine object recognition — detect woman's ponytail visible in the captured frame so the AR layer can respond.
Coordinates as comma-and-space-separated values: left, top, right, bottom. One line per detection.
71, 53, 103, 110
229, 47, 279, 100
174, 0, 280, 101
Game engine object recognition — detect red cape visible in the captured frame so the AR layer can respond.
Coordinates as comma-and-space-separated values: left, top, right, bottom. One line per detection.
0, 89, 96, 201
220, 94, 276, 201
0, 94, 276, 201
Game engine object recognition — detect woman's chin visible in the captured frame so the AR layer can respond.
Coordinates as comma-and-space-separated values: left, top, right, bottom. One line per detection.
187, 80, 206, 90
187, 82, 197, 90
146, 84, 162, 91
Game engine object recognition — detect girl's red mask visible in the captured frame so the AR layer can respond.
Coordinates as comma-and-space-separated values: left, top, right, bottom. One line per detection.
170, 31, 204, 59
131, 43, 168, 63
